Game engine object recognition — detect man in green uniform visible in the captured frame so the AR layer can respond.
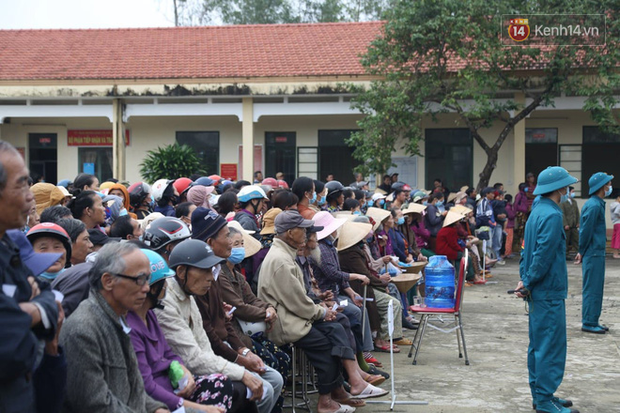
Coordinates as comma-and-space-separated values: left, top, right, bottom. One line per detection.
575, 172, 613, 334
514, 166, 579, 413
560, 186, 580, 258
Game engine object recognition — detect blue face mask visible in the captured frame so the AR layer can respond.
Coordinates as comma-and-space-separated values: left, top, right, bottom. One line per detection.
39, 268, 65, 281
560, 187, 569, 203
318, 195, 327, 206
569, 191, 575, 198
367, 200, 374, 207
309, 192, 317, 204
436, 200, 444, 206
396, 217, 405, 225
423, 201, 428, 206
353, 210, 362, 216
605, 185, 613, 197
228, 247, 246, 265
378, 199, 385, 206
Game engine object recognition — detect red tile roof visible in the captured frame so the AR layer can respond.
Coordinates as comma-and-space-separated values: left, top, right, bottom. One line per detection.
0, 22, 385, 81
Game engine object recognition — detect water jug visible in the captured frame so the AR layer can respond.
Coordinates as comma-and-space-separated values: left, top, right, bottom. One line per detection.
424, 255, 455, 308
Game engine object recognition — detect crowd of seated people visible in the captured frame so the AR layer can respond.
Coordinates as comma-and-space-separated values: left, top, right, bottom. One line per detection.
2, 137, 543, 413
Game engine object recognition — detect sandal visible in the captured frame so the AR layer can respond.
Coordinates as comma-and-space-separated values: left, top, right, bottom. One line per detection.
374, 344, 400, 353
332, 398, 366, 408
365, 374, 386, 386
351, 383, 390, 399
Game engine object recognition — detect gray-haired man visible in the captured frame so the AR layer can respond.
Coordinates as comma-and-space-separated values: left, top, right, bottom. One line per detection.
59, 242, 169, 413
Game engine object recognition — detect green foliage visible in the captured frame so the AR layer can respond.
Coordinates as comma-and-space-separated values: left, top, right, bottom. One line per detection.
139, 144, 204, 183
349, 0, 620, 188
175, 0, 395, 25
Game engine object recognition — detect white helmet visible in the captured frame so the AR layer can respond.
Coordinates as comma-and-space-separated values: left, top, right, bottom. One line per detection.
237, 185, 269, 203
151, 179, 173, 202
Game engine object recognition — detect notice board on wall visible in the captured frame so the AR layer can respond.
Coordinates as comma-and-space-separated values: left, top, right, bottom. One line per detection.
220, 164, 238, 181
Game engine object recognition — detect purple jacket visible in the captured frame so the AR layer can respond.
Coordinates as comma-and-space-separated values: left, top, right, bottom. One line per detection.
410, 220, 431, 249
514, 191, 529, 213
127, 310, 185, 411
505, 203, 517, 229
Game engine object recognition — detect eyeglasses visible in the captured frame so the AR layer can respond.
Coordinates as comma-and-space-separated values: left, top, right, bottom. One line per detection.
112, 272, 151, 286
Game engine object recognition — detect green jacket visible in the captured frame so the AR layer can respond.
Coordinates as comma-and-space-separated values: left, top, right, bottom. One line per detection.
519, 197, 567, 301
560, 198, 580, 228
579, 196, 607, 257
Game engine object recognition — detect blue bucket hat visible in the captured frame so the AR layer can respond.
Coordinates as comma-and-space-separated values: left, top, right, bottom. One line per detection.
588, 172, 614, 195
532, 166, 578, 195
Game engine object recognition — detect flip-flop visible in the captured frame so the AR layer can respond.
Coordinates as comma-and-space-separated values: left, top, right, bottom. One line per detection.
365, 374, 386, 386
374, 344, 400, 353
474, 279, 487, 285
332, 398, 366, 408
351, 383, 390, 399
318, 403, 356, 413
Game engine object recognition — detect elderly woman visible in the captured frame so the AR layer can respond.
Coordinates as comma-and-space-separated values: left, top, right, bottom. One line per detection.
337, 219, 410, 354
56, 218, 93, 266
27, 223, 72, 281
218, 224, 291, 412
127, 249, 231, 413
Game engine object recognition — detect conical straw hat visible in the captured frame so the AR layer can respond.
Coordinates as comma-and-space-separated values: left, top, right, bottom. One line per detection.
390, 272, 423, 293
450, 205, 472, 216
402, 203, 426, 215
443, 210, 464, 227
402, 261, 427, 274
365, 207, 391, 231
336, 221, 373, 252
228, 220, 261, 258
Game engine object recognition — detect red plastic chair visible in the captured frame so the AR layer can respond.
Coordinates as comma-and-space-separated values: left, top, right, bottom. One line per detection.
407, 254, 469, 365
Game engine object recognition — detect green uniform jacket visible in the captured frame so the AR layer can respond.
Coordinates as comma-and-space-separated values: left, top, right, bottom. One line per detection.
579, 196, 607, 257
519, 197, 568, 301
560, 198, 580, 228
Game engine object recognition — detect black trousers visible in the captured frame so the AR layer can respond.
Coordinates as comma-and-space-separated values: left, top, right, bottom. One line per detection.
294, 321, 354, 395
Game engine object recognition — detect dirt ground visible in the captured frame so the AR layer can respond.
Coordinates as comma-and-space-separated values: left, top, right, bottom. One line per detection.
285, 258, 620, 412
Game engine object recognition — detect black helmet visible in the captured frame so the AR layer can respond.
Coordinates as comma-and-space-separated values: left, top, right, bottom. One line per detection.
129, 182, 151, 209
142, 217, 191, 251
325, 180, 344, 197
391, 181, 412, 192
168, 239, 226, 270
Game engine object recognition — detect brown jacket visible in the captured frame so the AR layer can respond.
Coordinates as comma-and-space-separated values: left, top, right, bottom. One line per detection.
195, 274, 248, 362
337, 245, 382, 332
218, 264, 271, 348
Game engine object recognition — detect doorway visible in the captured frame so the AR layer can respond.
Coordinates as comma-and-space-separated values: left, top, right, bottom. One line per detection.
29, 133, 57, 184
525, 128, 558, 180
265, 132, 296, 185
425, 129, 473, 192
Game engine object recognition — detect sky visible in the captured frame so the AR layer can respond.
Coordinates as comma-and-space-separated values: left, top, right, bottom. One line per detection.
0, 0, 174, 30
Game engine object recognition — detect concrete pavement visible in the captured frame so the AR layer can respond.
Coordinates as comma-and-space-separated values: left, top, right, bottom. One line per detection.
286, 258, 620, 412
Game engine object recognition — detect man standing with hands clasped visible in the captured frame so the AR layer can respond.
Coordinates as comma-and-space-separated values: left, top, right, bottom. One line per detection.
513, 166, 580, 413
575, 172, 613, 334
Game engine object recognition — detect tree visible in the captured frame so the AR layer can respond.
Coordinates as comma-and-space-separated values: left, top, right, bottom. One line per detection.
348, 0, 620, 190
172, 0, 394, 25
140, 144, 204, 183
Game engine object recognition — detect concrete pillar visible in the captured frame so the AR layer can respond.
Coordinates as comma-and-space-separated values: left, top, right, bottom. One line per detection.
242, 97, 254, 182
513, 92, 526, 195
112, 99, 126, 180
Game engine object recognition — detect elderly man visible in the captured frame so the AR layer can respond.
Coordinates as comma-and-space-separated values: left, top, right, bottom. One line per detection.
0, 141, 59, 413
258, 210, 387, 413
191, 207, 283, 413
59, 242, 168, 412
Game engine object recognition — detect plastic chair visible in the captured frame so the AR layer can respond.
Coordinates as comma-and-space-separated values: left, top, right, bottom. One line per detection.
407, 254, 470, 365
